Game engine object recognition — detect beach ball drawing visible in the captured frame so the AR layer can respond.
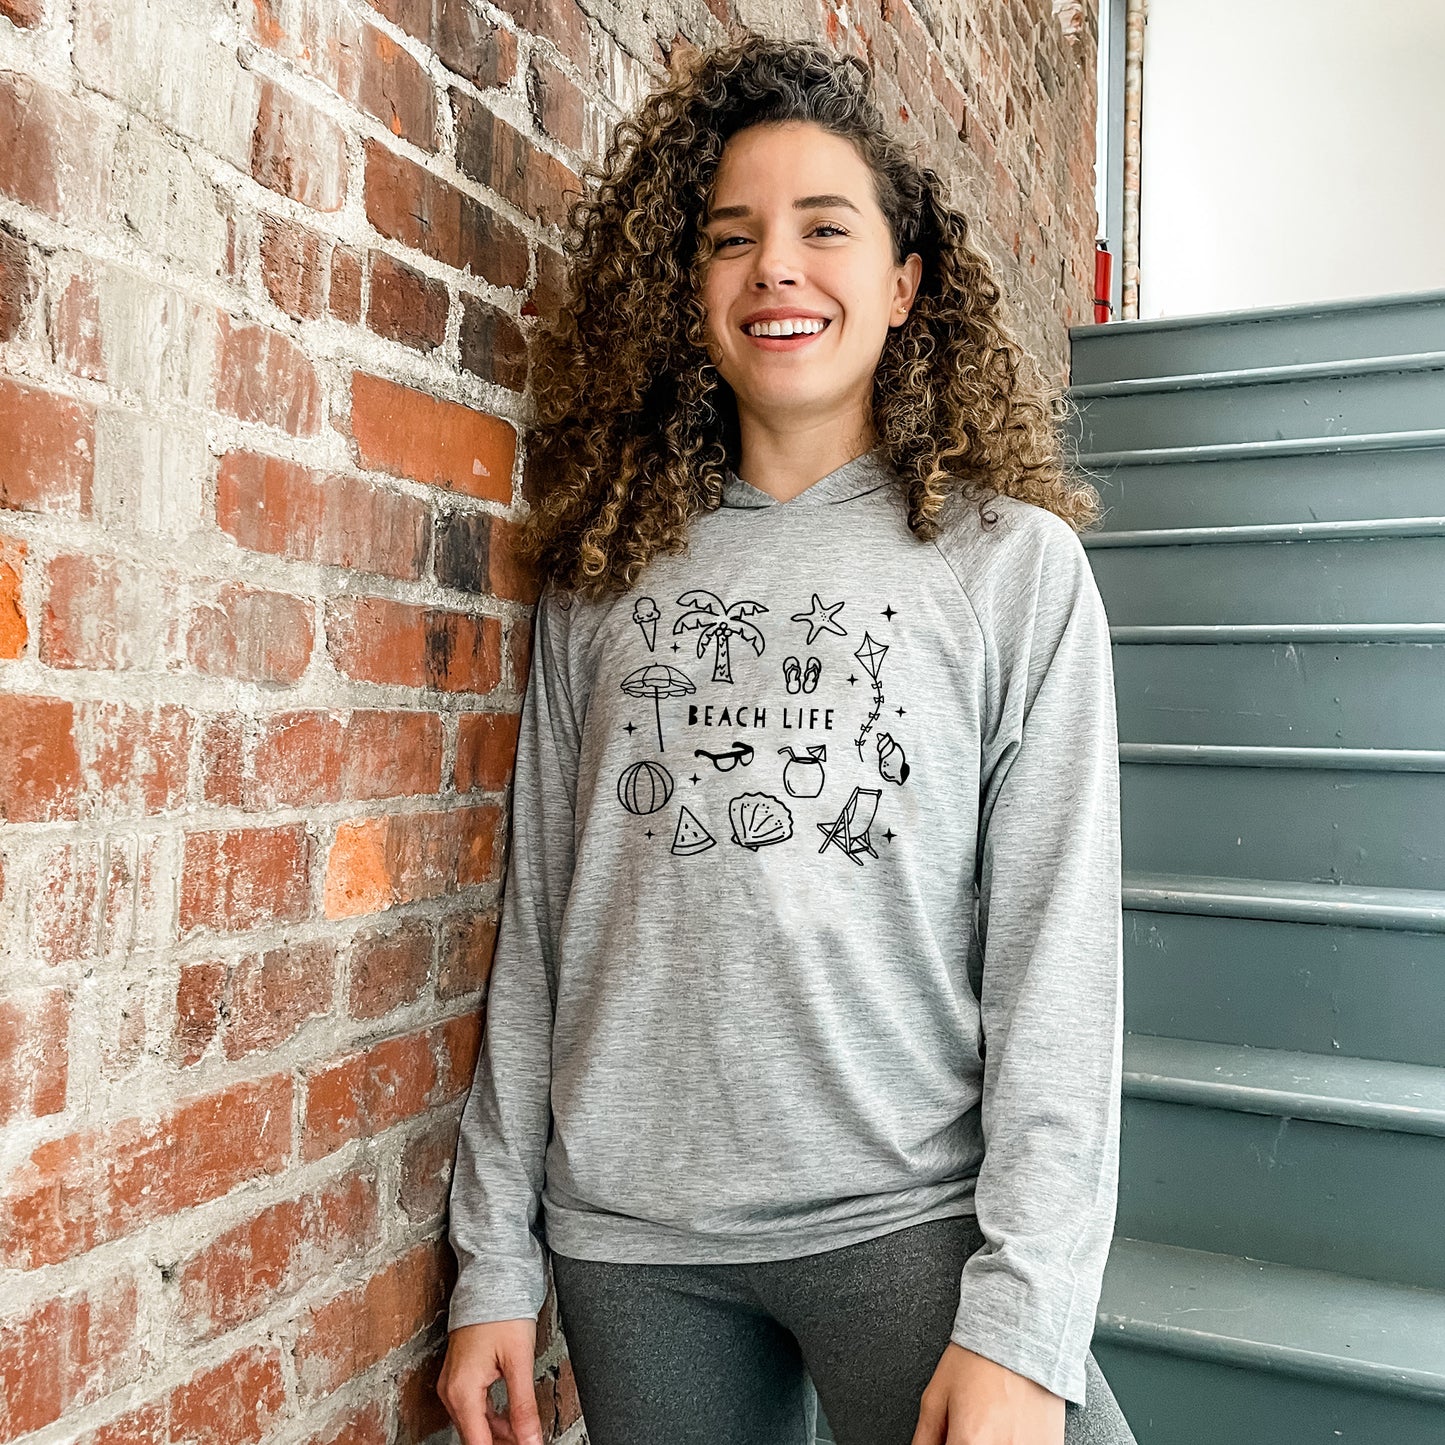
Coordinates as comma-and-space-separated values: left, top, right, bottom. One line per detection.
617, 759, 674, 815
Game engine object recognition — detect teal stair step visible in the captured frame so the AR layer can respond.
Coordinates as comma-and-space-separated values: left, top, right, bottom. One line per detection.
1111, 621, 1445, 643
1076, 423, 1445, 469
1122, 874, 1445, 1068
1093, 1238, 1445, 1444
1112, 638, 1445, 750
1096, 1235, 1445, 1402
1069, 286, 1445, 384
1120, 761, 1445, 893
1084, 515, 1445, 547
1122, 1034, 1445, 1137
1083, 440, 1445, 532
1069, 355, 1445, 454
1123, 870, 1445, 930
1119, 743, 1445, 773
1070, 350, 1445, 400
1088, 531, 1445, 626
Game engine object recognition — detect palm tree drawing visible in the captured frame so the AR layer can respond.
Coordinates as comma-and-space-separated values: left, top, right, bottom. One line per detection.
672, 590, 768, 683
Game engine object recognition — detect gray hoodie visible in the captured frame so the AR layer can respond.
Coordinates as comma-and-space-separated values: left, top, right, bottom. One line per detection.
447, 445, 1123, 1405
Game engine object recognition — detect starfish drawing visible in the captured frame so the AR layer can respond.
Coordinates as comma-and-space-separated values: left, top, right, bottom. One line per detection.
790, 592, 847, 645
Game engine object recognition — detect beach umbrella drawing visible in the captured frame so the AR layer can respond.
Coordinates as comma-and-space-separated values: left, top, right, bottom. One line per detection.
852, 631, 890, 759
620, 663, 696, 751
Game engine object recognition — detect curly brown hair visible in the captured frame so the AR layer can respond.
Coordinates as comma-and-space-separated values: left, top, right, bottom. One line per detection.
516, 30, 1101, 601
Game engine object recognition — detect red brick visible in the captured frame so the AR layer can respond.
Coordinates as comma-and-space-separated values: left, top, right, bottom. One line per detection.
216, 316, 323, 436
454, 710, 520, 793
508, 609, 533, 690
85, 703, 191, 817
524, 239, 568, 321
294, 1242, 450, 1399
0, 378, 94, 516
26, 839, 101, 963
168, 1345, 287, 1445
488, 513, 542, 604
348, 917, 433, 1019
458, 292, 528, 391
42, 555, 181, 671
527, 52, 585, 152
326, 594, 503, 693
302, 1029, 438, 1161
0, 1277, 144, 1443
0, 72, 115, 223
0, 226, 34, 341
51, 271, 106, 382
433, 1011, 482, 1100
366, 251, 449, 352
179, 825, 312, 937
199, 714, 245, 807
396, 1348, 449, 1445
329, 246, 363, 323
302, 1402, 388, 1445
0, 1075, 293, 1269
355, 24, 436, 148
251, 79, 346, 211
323, 805, 499, 920
454, 93, 581, 229
247, 708, 443, 809
350, 371, 515, 500
0, 988, 69, 1126
0, 536, 28, 659
172, 960, 226, 1068
366, 0, 518, 89
77, 1400, 166, 1445
187, 583, 314, 685
177, 1171, 380, 1340
398, 1115, 458, 1222
0, 0, 43, 25
0, 694, 80, 823
260, 216, 329, 320
438, 906, 497, 999
217, 450, 431, 582
363, 139, 528, 286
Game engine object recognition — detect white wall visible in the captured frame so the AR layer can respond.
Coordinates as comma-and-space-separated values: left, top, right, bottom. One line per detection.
1139, 0, 1445, 318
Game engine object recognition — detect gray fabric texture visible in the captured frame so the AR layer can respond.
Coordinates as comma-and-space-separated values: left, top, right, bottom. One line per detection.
549, 1211, 1137, 1443
448, 444, 1124, 1406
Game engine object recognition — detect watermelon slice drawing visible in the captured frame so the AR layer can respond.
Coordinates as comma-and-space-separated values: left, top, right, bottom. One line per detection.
671, 804, 716, 855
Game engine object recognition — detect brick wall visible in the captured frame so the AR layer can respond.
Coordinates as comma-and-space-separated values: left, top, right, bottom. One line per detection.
0, 1, 1097, 1442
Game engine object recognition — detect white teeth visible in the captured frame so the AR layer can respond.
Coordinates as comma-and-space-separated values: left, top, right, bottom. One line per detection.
744, 318, 827, 337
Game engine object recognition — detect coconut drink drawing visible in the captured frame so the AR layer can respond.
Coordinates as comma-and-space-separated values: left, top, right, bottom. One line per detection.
673, 590, 767, 683
619, 663, 695, 751
851, 631, 890, 760
778, 744, 826, 797
632, 595, 660, 651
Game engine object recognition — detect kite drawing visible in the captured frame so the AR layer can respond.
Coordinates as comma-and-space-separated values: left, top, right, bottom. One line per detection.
673, 590, 768, 683
620, 663, 695, 751
852, 631, 890, 759
790, 593, 847, 645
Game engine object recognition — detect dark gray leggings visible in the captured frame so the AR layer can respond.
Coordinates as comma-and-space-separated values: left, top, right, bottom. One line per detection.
549, 1211, 1138, 1445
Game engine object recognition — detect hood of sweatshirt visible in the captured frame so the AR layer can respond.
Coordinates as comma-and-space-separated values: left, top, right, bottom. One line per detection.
719, 444, 899, 509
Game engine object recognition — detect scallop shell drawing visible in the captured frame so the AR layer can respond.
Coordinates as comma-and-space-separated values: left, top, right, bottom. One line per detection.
728, 791, 794, 850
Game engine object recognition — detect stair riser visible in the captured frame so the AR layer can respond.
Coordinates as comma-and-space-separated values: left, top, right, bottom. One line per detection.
1118, 1099, 1445, 1289
1081, 444, 1445, 531
1090, 1340, 1445, 1445
1069, 296, 1445, 384
1070, 366, 1445, 453
1112, 642, 1445, 749
1125, 911, 1445, 1068
1089, 534, 1445, 626
1122, 764, 1445, 893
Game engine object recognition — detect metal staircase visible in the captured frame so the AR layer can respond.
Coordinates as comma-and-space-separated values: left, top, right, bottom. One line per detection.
1070, 290, 1445, 1444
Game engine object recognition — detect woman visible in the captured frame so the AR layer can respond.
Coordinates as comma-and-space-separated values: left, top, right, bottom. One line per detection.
438, 31, 1136, 1445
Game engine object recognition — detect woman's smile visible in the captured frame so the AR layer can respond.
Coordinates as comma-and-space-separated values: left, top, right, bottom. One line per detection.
743, 317, 833, 351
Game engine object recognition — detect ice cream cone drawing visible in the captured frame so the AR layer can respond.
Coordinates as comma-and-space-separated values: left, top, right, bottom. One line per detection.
632, 596, 660, 651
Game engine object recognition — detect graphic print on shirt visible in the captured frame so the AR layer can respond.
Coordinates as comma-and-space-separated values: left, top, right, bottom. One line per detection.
673, 589, 768, 683
613, 587, 911, 863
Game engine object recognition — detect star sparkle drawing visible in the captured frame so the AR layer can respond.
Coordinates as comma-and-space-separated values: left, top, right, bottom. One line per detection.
790, 593, 847, 644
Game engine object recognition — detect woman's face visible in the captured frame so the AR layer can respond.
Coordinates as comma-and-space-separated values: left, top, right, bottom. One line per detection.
699, 119, 922, 436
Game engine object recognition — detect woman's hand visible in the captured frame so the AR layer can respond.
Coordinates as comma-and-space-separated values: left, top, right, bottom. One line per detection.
437, 1320, 545, 1445
910, 1343, 1066, 1445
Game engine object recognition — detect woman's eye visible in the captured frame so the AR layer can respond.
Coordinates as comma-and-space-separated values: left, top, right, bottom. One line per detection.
715, 224, 849, 248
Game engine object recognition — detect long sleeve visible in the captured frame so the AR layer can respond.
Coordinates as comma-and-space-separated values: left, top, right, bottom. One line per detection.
948, 518, 1124, 1406
447, 582, 581, 1329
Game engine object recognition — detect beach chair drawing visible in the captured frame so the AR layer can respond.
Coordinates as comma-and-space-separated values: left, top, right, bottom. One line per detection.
816, 785, 882, 865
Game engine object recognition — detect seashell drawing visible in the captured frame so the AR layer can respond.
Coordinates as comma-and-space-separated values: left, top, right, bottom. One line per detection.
727, 791, 794, 851
875, 731, 910, 785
